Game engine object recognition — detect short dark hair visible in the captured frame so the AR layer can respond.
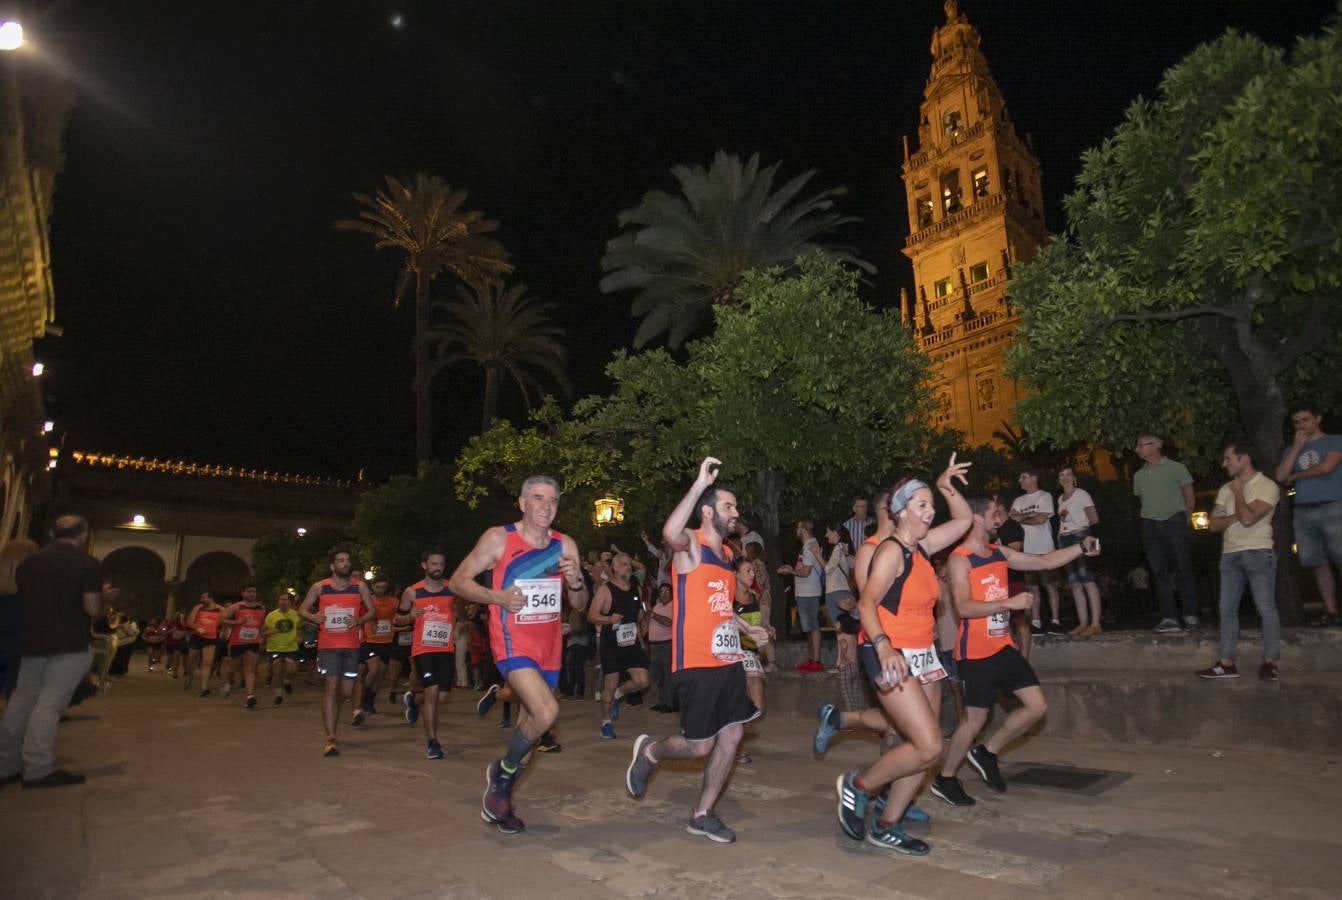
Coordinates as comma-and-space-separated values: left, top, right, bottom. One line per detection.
421, 546, 446, 563
240, 581, 257, 592
967, 496, 995, 517
51, 515, 89, 539
1224, 439, 1257, 468
694, 484, 733, 526
1290, 401, 1321, 417
1019, 465, 1044, 480
329, 546, 353, 564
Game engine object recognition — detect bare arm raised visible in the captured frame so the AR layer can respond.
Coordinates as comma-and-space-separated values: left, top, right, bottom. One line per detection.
663, 456, 720, 567
922, 454, 974, 555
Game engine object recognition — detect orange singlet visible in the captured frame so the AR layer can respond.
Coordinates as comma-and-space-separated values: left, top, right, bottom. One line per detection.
858, 539, 940, 650
952, 544, 1014, 661
408, 581, 456, 657
363, 595, 399, 644
315, 579, 363, 651
228, 604, 265, 646
671, 529, 740, 673
192, 607, 221, 640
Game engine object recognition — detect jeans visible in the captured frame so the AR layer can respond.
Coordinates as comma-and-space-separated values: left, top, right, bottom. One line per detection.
648, 639, 672, 707
1141, 513, 1199, 620
1219, 549, 1280, 662
560, 642, 589, 697
0, 647, 94, 780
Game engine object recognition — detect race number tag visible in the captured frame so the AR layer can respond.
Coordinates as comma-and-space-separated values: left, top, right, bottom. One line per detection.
513, 577, 561, 624
901, 644, 947, 685
238, 627, 260, 642
741, 650, 763, 674
420, 614, 453, 648
373, 619, 392, 636
615, 622, 638, 647
324, 606, 354, 632
711, 619, 744, 662
987, 611, 1011, 637
396, 631, 413, 646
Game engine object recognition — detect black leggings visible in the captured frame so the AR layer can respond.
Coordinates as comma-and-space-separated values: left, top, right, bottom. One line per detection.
560, 642, 590, 696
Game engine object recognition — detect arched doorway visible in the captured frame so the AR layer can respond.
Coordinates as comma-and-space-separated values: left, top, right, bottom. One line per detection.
182, 551, 251, 606
101, 547, 169, 622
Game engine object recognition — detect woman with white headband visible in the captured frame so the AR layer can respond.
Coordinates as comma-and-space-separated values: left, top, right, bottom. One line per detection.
835, 454, 973, 855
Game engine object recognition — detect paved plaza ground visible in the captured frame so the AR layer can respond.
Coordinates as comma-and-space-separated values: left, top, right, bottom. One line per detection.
1, 663, 1339, 899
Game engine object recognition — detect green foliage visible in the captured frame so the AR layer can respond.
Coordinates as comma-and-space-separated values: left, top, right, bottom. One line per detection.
600, 151, 875, 348
251, 527, 348, 600
1007, 20, 1342, 471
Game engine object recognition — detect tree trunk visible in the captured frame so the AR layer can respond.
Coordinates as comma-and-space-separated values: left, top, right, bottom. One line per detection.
481, 366, 500, 434
414, 268, 433, 468
753, 468, 788, 635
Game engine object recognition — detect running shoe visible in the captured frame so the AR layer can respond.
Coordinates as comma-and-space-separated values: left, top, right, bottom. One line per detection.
835, 770, 869, 841
1154, 618, 1181, 634
609, 691, 620, 721
322, 742, 339, 758
351, 708, 367, 727
813, 703, 840, 755
866, 820, 929, 855
273, 694, 283, 706
1046, 620, 1065, 635
601, 721, 616, 740
494, 811, 526, 835
626, 734, 656, 797
221, 683, 232, 698
283, 680, 293, 695
930, 774, 976, 806
244, 694, 257, 710
498, 713, 512, 728
1259, 661, 1280, 682
481, 760, 516, 823
477, 683, 500, 716
686, 810, 735, 843
403, 691, 419, 725
1183, 615, 1200, 629
198, 688, 210, 698
1309, 612, 1341, 628
873, 788, 935, 820
537, 733, 562, 753
426, 739, 444, 760
967, 744, 1007, 793
1196, 662, 1239, 679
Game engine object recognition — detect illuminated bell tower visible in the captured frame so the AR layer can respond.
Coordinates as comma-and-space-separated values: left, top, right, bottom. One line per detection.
901, 1, 1047, 446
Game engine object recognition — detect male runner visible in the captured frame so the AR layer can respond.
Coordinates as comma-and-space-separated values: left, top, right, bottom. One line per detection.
397, 548, 459, 758
299, 549, 374, 756
626, 457, 768, 843
450, 475, 588, 835
588, 552, 650, 739
358, 575, 397, 715
932, 496, 1097, 805
219, 584, 265, 708
263, 591, 301, 704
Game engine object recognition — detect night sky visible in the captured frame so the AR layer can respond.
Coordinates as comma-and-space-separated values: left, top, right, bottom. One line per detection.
32, 0, 1336, 481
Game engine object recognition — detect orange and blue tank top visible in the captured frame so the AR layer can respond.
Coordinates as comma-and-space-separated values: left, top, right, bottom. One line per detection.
315, 579, 364, 650
952, 544, 1015, 661
671, 530, 740, 672
363, 594, 400, 644
228, 604, 265, 646
488, 524, 565, 669
409, 580, 456, 657
857, 539, 939, 650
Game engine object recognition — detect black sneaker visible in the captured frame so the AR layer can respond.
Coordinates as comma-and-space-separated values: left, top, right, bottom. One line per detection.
930, 774, 976, 806
1046, 620, 1065, 635
22, 769, 86, 789
477, 683, 500, 716
273, 694, 283, 706
1259, 661, 1280, 682
245, 695, 257, 709
686, 810, 735, 843
1029, 621, 1043, 636
198, 688, 210, 698
1309, 612, 1341, 628
835, 770, 869, 841
283, 680, 293, 695
626, 734, 657, 797
495, 810, 526, 835
967, 744, 1007, 793
537, 732, 562, 753
1196, 662, 1239, 679
481, 760, 517, 823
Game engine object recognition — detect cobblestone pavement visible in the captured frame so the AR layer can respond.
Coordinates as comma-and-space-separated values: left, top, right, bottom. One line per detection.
1, 665, 1338, 899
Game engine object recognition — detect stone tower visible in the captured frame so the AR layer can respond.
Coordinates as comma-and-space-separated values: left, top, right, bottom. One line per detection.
901, 1, 1047, 446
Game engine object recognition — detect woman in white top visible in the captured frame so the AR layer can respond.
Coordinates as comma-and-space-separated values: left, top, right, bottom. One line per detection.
1057, 466, 1103, 636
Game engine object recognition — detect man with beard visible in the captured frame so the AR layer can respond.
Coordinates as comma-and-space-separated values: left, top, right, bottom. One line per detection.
588, 552, 651, 740
299, 549, 375, 757
450, 476, 588, 835
397, 548, 459, 758
625, 457, 769, 843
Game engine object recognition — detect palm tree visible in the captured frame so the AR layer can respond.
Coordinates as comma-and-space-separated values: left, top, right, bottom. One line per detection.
335, 173, 512, 466
599, 150, 875, 347
428, 280, 572, 433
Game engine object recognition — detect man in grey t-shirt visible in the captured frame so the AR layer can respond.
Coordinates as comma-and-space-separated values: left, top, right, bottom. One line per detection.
1275, 404, 1342, 627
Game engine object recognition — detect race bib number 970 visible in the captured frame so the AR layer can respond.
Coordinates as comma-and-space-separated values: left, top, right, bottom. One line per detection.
615, 622, 638, 647
513, 577, 562, 625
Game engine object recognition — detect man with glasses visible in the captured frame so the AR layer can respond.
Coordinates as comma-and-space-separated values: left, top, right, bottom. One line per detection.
1133, 434, 1199, 633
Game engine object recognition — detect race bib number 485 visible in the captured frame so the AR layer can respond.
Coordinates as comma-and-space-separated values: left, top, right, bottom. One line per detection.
324, 606, 354, 632
513, 577, 561, 625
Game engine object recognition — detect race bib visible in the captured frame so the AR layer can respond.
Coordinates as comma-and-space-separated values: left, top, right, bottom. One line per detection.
741, 650, 763, 674
513, 577, 561, 625
711, 619, 743, 662
324, 606, 354, 632
901, 644, 947, 685
373, 619, 392, 636
987, 610, 1011, 637
420, 614, 453, 648
396, 631, 413, 646
615, 622, 638, 647
238, 627, 259, 642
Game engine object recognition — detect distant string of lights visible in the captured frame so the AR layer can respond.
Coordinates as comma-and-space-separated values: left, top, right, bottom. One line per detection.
67, 451, 357, 487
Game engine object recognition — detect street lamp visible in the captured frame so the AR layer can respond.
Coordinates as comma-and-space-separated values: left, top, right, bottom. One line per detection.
1190, 511, 1210, 531
295, 527, 308, 537
30, 361, 44, 377
593, 495, 625, 527
0, 21, 23, 52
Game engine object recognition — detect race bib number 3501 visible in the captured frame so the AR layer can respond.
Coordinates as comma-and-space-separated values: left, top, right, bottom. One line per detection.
513, 577, 562, 624
711, 619, 744, 662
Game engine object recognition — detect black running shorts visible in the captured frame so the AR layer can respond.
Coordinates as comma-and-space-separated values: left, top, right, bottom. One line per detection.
416, 651, 455, 689
671, 663, 759, 742
956, 645, 1040, 709
599, 636, 649, 675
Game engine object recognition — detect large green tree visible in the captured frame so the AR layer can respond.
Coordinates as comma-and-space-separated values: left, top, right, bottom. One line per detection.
1007, 23, 1342, 468
428, 280, 571, 434
600, 151, 875, 348
336, 174, 512, 466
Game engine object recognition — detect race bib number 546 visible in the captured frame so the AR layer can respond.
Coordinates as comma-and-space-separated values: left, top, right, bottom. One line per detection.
513, 577, 561, 624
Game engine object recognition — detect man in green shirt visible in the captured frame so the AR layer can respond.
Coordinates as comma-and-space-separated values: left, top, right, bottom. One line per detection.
264, 592, 301, 705
1133, 434, 1198, 633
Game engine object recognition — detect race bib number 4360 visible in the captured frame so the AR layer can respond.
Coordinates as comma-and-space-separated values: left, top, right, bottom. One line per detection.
420, 614, 453, 648
513, 577, 561, 624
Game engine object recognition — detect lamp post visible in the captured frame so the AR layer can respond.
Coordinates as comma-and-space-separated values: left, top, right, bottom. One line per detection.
593, 496, 625, 528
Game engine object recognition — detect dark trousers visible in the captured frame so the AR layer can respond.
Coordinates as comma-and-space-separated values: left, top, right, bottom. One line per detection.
560, 642, 589, 696
648, 639, 673, 708
1142, 513, 1199, 620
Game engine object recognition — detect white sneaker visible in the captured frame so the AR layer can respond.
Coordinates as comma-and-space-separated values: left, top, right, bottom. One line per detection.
221, 683, 233, 698
1154, 618, 1181, 634
1183, 616, 1199, 628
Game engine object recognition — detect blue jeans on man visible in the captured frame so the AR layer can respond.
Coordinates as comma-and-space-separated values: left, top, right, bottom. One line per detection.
1218, 549, 1280, 662
1141, 513, 1199, 621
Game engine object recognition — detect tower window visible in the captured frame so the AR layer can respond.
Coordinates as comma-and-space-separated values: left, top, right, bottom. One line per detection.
942, 110, 962, 136
934, 278, 953, 298
969, 262, 990, 283
972, 167, 990, 199
916, 195, 934, 228
1002, 168, 1014, 198
940, 170, 962, 214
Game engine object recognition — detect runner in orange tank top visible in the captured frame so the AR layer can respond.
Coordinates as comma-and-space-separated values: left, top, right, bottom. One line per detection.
933, 495, 1097, 807
449, 475, 588, 836
299, 548, 374, 758
183, 591, 223, 697
355, 575, 398, 716
219, 583, 266, 708
624, 457, 769, 845
834, 455, 974, 856
395, 547, 460, 760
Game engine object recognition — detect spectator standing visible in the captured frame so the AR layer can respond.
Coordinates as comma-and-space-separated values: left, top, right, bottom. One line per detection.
1199, 441, 1282, 680
0, 539, 39, 698
647, 582, 675, 711
1057, 467, 1103, 636
778, 519, 825, 672
841, 497, 874, 554
0, 516, 108, 789
1133, 434, 1199, 632
823, 525, 856, 674
745, 543, 776, 672
1275, 404, 1342, 627
1010, 468, 1062, 634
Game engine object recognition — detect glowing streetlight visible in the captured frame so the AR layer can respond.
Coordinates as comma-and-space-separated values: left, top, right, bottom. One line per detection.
593, 495, 625, 527
296, 527, 308, 537
132, 514, 146, 527
42, 420, 53, 433
30, 361, 44, 377
1190, 511, 1210, 531
0, 21, 23, 52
